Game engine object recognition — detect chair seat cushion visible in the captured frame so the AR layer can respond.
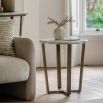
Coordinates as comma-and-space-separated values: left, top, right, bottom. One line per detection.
0, 56, 30, 84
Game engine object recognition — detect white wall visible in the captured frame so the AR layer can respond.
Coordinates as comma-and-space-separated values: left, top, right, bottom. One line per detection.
23, 0, 40, 67
79, 35, 103, 65
13, 0, 23, 36
19, 0, 103, 67
17, 0, 40, 67
21, 0, 80, 67
39, 0, 67, 67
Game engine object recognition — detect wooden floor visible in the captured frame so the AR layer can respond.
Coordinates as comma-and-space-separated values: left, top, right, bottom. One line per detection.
1, 66, 103, 103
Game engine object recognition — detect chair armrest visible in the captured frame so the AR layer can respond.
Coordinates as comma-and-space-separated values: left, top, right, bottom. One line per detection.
13, 37, 36, 100
13, 37, 35, 65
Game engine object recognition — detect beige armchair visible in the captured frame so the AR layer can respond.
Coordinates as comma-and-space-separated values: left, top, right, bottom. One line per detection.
0, 37, 36, 100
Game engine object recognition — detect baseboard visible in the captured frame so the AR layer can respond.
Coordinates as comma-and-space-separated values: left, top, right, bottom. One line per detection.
36, 65, 79, 69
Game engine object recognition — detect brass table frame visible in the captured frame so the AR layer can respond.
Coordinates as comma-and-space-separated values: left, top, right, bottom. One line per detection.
40, 39, 87, 96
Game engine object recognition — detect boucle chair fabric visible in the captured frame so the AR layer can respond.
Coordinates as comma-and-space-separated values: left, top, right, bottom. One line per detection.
0, 55, 30, 84
0, 37, 36, 100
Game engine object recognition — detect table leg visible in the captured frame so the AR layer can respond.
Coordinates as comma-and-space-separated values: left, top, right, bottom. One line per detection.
19, 16, 23, 36
42, 43, 49, 93
56, 44, 61, 89
78, 43, 85, 93
67, 44, 72, 96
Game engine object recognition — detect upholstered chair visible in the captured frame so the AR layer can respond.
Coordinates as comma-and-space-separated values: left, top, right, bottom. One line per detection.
0, 37, 36, 100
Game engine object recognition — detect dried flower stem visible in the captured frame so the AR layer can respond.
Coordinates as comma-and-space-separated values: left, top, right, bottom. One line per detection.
48, 17, 60, 26
48, 16, 74, 27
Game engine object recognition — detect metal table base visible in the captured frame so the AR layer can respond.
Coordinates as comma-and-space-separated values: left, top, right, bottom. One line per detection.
41, 39, 86, 96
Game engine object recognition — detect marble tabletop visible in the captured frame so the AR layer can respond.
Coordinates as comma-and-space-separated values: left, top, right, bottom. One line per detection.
40, 38, 88, 44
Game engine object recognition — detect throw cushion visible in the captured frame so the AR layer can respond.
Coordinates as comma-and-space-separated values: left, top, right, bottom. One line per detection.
0, 19, 15, 56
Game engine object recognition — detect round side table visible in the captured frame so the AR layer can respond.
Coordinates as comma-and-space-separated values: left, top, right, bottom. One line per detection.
40, 38, 88, 96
